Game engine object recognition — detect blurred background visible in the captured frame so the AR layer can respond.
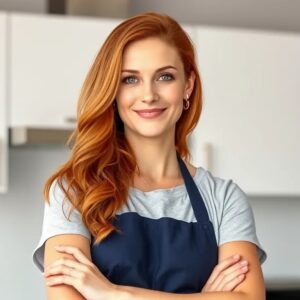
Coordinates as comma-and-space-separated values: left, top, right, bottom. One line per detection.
0, 0, 300, 299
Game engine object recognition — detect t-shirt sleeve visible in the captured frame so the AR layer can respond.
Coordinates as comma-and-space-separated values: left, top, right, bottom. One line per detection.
32, 180, 91, 272
219, 180, 267, 264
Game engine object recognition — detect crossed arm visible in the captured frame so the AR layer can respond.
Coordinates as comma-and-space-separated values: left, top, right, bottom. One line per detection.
44, 235, 266, 300
116, 241, 266, 300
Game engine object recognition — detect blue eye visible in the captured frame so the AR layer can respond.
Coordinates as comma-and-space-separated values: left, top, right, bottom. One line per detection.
121, 73, 174, 84
159, 73, 174, 81
122, 76, 138, 84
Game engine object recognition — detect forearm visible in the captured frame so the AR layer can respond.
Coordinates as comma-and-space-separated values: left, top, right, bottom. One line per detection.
115, 285, 252, 300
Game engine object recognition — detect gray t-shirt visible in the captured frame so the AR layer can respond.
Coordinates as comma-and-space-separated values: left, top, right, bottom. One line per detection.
32, 166, 267, 272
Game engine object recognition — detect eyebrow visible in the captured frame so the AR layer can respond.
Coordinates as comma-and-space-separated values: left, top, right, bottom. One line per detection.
121, 65, 177, 73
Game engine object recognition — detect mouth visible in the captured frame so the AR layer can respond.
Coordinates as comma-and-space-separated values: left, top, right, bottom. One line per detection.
134, 108, 167, 119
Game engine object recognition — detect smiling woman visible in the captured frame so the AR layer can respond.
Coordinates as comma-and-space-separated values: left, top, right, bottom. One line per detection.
115, 36, 195, 142
32, 11, 267, 300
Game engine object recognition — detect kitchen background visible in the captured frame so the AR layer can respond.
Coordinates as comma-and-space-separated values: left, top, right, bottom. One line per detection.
0, 0, 300, 299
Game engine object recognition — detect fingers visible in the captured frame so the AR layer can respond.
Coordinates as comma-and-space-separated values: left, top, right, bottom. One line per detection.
45, 274, 81, 287
220, 273, 246, 291
44, 258, 84, 288
54, 245, 93, 266
44, 245, 96, 284
202, 255, 250, 293
206, 254, 241, 285
213, 260, 249, 291
44, 257, 91, 279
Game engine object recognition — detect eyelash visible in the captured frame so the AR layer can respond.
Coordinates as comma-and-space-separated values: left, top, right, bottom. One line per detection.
121, 73, 175, 84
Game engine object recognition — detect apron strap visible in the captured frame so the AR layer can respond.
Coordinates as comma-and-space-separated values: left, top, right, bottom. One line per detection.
176, 151, 211, 224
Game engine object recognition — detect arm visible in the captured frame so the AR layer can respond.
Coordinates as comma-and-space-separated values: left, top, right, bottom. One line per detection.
116, 241, 266, 300
44, 234, 91, 300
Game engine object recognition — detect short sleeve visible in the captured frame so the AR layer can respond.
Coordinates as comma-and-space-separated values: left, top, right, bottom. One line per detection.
219, 181, 267, 264
32, 180, 91, 272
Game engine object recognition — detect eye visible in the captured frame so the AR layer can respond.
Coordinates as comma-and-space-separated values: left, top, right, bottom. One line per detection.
159, 73, 174, 81
122, 76, 138, 84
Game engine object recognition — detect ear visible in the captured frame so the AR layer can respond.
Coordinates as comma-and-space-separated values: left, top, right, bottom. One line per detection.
185, 70, 196, 98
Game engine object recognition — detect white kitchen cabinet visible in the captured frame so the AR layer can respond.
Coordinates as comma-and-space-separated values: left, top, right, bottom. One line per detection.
10, 13, 121, 129
190, 26, 300, 195
0, 12, 8, 193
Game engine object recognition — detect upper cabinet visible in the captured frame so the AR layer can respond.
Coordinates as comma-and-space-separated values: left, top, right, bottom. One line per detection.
9, 13, 121, 129
190, 26, 300, 196
0, 12, 8, 193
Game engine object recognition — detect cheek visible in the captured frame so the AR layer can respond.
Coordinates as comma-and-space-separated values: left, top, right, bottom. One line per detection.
115, 91, 134, 124
160, 83, 184, 103
116, 89, 134, 109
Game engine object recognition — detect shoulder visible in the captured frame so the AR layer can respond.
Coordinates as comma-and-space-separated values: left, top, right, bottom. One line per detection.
185, 161, 239, 201
195, 167, 267, 265
195, 165, 253, 228
33, 179, 92, 272
46, 178, 80, 220
192, 164, 242, 209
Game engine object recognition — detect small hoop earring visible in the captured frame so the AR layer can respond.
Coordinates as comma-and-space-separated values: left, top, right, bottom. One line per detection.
183, 94, 190, 110
183, 99, 190, 110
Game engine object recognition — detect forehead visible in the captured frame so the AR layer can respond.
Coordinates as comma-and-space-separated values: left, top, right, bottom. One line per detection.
121, 37, 183, 70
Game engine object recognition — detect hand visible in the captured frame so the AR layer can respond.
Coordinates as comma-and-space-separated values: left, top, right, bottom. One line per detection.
202, 254, 249, 292
44, 245, 118, 300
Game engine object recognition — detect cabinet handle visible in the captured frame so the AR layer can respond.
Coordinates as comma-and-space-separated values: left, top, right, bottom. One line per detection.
64, 116, 77, 123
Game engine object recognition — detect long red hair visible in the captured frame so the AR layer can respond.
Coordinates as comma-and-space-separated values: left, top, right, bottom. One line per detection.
44, 12, 203, 244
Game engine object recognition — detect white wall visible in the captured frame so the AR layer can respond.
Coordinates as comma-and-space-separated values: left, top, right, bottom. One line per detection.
0, 146, 299, 299
0, 146, 69, 299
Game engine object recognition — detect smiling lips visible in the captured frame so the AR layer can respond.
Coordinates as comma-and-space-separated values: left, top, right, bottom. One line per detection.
135, 108, 165, 119
134, 108, 167, 119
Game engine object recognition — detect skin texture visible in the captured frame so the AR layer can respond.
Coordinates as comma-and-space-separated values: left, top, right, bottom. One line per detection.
43, 37, 265, 299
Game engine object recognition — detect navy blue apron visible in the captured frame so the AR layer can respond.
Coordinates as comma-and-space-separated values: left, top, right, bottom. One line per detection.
91, 151, 218, 293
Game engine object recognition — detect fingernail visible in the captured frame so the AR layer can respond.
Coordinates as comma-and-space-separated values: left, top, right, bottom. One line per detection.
240, 260, 248, 266
233, 254, 240, 259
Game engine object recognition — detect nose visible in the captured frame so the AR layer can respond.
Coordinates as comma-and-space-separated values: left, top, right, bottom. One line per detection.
141, 81, 159, 103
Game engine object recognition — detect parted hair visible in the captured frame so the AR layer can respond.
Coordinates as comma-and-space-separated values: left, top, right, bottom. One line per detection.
44, 12, 203, 244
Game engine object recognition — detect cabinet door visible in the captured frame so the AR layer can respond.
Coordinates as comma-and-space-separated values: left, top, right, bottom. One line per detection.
10, 13, 121, 129
191, 26, 300, 195
0, 12, 8, 193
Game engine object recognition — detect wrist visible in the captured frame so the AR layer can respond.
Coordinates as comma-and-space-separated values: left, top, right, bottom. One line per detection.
110, 284, 132, 300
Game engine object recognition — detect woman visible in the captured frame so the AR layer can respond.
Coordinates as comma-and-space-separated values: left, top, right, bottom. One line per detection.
33, 12, 267, 299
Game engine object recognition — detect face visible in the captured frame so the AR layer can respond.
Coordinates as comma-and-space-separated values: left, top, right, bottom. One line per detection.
115, 37, 195, 141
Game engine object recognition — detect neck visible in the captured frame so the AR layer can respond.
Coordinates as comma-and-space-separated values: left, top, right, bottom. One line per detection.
125, 130, 181, 183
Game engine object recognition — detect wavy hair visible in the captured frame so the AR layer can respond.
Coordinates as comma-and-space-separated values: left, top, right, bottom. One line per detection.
44, 12, 203, 244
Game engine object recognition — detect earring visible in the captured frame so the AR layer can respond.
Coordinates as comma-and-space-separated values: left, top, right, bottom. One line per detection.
183, 94, 190, 110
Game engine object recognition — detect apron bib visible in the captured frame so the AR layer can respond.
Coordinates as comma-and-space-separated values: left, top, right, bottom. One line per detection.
91, 151, 218, 293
